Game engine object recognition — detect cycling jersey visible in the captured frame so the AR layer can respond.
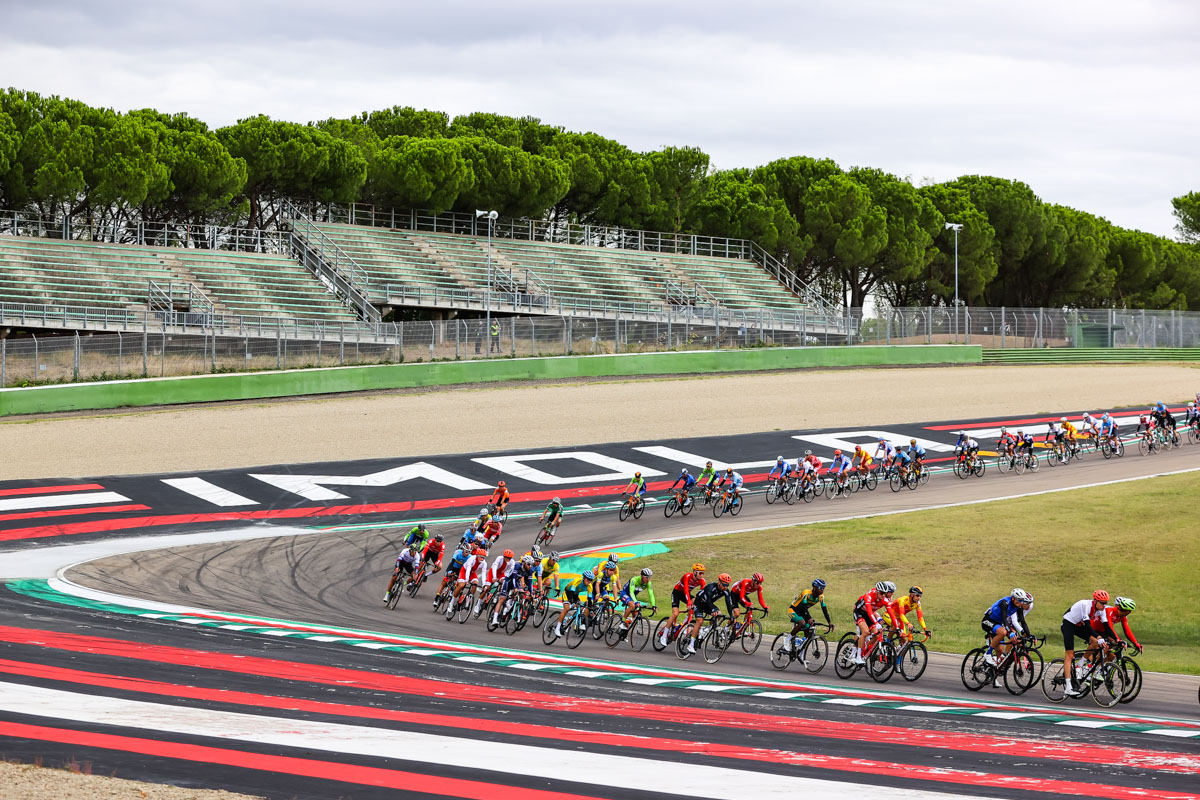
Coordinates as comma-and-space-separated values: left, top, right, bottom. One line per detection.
502, 563, 536, 593
671, 473, 698, 490
722, 471, 744, 488
1062, 421, 1077, 436
673, 571, 705, 596
694, 581, 733, 615
538, 557, 559, 580
789, 588, 831, 624
767, 461, 790, 480
893, 449, 912, 465
1090, 606, 1140, 649
909, 443, 926, 458
593, 559, 621, 588
829, 455, 852, 473
1062, 598, 1106, 626
730, 578, 765, 608
621, 575, 656, 607
421, 540, 445, 565
982, 596, 1028, 637
458, 553, 487, 582
446, 547, 470, 572
545, 502, 563, 517
800, 457, 819, 474
889, 595, 927, 631
874, 442, 896, 460
852, 451, 873, 467
490, 487, 510, 505
562, 574, 595, 600
486, 555, 514, 584
696, 467, 718, 485
855, 589, 896, 626
1100, 417, 1117, 434
626, 476, 647, 496
403, 526, 429, 549
395, 548, 421, 570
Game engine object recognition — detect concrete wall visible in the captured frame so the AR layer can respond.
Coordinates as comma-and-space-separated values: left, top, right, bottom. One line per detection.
0, 345, 981, 416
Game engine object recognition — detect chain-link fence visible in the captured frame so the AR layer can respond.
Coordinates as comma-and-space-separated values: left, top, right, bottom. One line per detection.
3, 305, 1200, 388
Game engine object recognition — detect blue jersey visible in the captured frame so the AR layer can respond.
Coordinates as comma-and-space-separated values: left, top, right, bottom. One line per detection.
894, 449, 912, 464
768, 461, 791, 479
447, 547, 470, 570
909, 443, 926, 458
672, 473, 697, 490
830, 455, 852, 471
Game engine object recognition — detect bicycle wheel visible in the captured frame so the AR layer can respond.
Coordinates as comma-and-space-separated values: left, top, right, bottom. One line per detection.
1190, 426, 1199, 445
919, 466, 930, 485
565, 611, 587, 649
765, 483, 778, 504
1013, 454, 1026, 474
1004, 650, 1040, 695
632, 498, 645, 519
1101, 441, 1113, 459
1113, 439, 1124, 457
801, 483, 815, 503
996, 455, 1010, 474
681, 495, 694, 516
457, 592, 475, 624
800, 635, 829, 674
592, 605, 614, 639
702, 622, 731, 664
629, 616, 650, 652
675, 629, 695, 660
865, 470, 878, 491
898, 641, 928, 682
730, 496, 742, 516
386, 586, 401, 609
867, 642, 895, 683
973, 459, 986, 477
889, 472, 902, 492
444, 594, 461, 621
740, 618, 764, 654
664, 498, 678, 518
1044, 448, 1058, 467
604, 619, 625, 648
960, 648, 990, 692
906, 471, 918, 491
1092, 664, 1127, 708
712, 497, 725, 518
530, 594, 549, 628
833, 634, 859, 679
769, 633, 793, 670
1138, 437, 1150, 456
652, 618, 672, 652
813, 477, 826, 497
1118, 657, 1142, 703
433, 586, 451, 616
1041, 658, 1068, 702
541, 615, 561, 645
618, 503, 631, 522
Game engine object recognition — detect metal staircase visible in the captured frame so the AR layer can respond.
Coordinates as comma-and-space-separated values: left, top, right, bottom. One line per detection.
283, 201, 381, 323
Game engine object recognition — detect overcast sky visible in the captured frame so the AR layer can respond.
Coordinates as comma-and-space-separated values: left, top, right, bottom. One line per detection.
3, 0, 1197, 237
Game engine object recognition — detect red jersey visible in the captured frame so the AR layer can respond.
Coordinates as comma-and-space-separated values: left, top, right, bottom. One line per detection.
1090, 607, 1140, 649
856, 589, 898, 626
422, 540, 445, 565
730, 578, 766, 607
673, 572, 705, 597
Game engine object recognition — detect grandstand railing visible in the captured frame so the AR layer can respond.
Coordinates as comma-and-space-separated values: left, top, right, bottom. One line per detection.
282, 201, 380, 322
310, 202, 837, 314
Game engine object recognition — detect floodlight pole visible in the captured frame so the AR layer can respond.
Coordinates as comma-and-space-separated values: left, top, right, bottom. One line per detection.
477, 210, 498, 357
945, 222, 963, 344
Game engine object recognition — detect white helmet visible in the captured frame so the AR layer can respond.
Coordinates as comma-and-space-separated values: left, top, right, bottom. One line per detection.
1011, 588, 1033, 604
521, 555, 535, 566
1060, 417, 1067, 423
479, 507, 489, 516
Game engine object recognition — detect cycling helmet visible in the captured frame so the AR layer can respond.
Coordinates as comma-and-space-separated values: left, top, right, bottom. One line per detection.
680, 468, 689, 476
1016, 429, 1024, 436
854, 444, 863, 452
804, 449, 812, 456
1115, 596, 1136, 612
834, 449, 842, 456
725, 467, 733, 474
1190, 402, 1197, 408
1093, 589, 1110, 603
479, 507, 489, 516
717, 573, 732, 586
752, 572, 764, 584
521, 555, 535, 566
604, 560, 617, 571
407, 542, 419, 552
705, 461, 713, 468
608, 552, 619, 562
692, 563, 706, 572
434, 533, 444, 542
878, 438, 886, 444
474, 547, 487, 556
497, 480, 505, 487
640, 567, 653, 578
502, 548, 514, 559
549, 550, 560, 561
1011, 588, 1033, 604
910, 438, 917, 445
776, 455, 784, 462
909, 586, 923, 596
582, 569, 595, 580
1060, 417, 1067, 422
418, 523, 427, 531
530, 545, 543, 560
552, 496, 561, 504
812, 578, 826, 592
875, 581, 896, 594
474, 534, 485, 545
634, 471, 641, 478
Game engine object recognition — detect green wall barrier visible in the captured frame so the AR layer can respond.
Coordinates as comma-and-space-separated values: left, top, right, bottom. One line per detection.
0, 345, 980, 416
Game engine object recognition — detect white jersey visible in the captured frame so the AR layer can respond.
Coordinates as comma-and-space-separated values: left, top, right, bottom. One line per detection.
396, 548, 420, 568
459, 553, 487, 581
487, 555, 514, 583
966, 438, 979, 449
874, 442, 896, 459
800, 458, 818, 474
1063, 599, 1103, 626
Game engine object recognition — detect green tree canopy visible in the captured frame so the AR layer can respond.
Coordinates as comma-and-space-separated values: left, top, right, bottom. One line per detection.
687, 169, 799, 253
1173, 191, 1200, 244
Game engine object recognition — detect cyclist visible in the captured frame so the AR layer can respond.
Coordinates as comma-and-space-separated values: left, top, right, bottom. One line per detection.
623, 471, 648, 506
892, 446, 913, 483
592, 552, 622, 588
660, 563, 707, 647
414, 532, 446, 586
889, 586, 929, 640
1061, 590, 1110, 697
957, 433, 980, 469
873, 438, 896, 471
482, 516, 503, 544
434, 541, 474, 606
385, 542, 422, 601
908, 439, 926, 475
827, 449, 853, 495
798, 451, 822, 492
476, 548, 516, 614
473, 506, 493, 534
684, 573, 734, 655
729, 572, 768, 628
852, 581, 897, 665
596, 559, 622, 603
851, 445, 874, 477
996, 427, 1017, 464
1015, 429, 1035, 463
538, 550, 563, 597
403, 523, 430, 550
490, 554, 537, 627
767, 456, 790, 487
552, 569, 597, 639
981, 588, 1033, 666
1080, 412, 1100, 441
719, 467, 744, 503
488, 480, 510, 515
1186, 401, 1199, 429
452, 546, 489, 609
1059, 417, 1079, 452
1091, 596, 1141, 660
1135, 411, 1155, 439
1098, 413, 1119, 448
1152, 402, 1176, 433
539, 496, 564, 537
782, 578, 833, 655
617, 567, 657, 631
670, 468, 697, 500
696, 461, 720, 500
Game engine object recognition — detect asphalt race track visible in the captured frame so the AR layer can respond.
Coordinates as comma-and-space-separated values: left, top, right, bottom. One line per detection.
1, 408, 1198, 799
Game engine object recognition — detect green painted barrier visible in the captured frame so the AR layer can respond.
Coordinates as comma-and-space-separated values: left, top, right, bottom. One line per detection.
983, 348, 1200, 364
0, 345, 980, 416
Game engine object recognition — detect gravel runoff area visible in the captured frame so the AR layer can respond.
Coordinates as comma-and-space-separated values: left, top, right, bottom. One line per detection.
3, 361, 1199, 799
2, 363, 1198, 480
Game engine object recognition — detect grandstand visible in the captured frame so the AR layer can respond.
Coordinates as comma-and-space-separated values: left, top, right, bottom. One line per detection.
0, 236, 357, 322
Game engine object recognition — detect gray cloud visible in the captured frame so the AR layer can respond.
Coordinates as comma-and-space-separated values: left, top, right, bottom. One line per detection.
2, 0, 1196, 235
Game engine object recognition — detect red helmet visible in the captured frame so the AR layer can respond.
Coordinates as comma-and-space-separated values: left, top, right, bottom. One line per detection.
474, 547, 487, 556
502, 549, 514, 559
1093, 590, 1110, 603
497, 480, 506, 488
834, 449, 842, 456
854, 444, 863, 452
752, 572, 764, 584
717, 573, 732, 586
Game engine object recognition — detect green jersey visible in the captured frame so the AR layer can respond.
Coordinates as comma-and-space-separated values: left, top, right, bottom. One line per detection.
625, 575, 656, 607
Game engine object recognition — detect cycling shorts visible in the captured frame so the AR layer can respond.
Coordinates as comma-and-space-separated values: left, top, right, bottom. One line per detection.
853, 606, 878, 627
730, 593, 752, 609
501, 574, 527, 594
1061, 618, 1094, 650
693, 598, 718, 618
671, 588, 690, 609
564, 588, 585, 605
981, 617, 1005, 637
790, 607, 813, 626
618, 591, 635, 607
